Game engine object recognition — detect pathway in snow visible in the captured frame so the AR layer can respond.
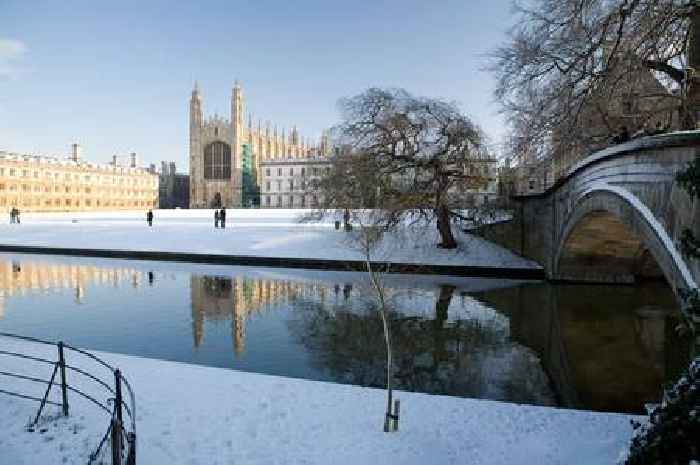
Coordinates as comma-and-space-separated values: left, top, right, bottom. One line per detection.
0, 209, 540, 269
0, 337, 637, 465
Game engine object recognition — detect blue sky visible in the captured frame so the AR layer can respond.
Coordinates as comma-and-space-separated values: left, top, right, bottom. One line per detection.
0, 0, 514, 169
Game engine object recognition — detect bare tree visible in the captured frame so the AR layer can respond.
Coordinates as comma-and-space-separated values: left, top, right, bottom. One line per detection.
349, 216, 400, 432
334, 88, 490, 249
306, 149, 382, 230
492, 0, 700, 168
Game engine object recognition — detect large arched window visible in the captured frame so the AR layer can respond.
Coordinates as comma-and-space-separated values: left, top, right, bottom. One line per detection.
204, 142, 232, 179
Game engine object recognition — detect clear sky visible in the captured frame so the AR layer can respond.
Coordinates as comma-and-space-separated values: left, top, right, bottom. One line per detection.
0, 0, 514, 169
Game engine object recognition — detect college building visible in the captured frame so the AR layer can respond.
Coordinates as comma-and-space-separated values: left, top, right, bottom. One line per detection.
188, 81, 331, 208
0, 144, 159, 212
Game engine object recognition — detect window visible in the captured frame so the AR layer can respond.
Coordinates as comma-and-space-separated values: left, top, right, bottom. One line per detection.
277, 168, 282, 176
528, 179, 535, 190
266, 181, 271, 191
33, 171, 38, 178
276, 195, 282, 206
288, 196, 294, 207
289, 180, 293, 191
301, 196, 305, 207
289, 168, 294, 176
22, 170, 28, 177
265, 168, 270, 176
203, 141, 232, 179
265, 196, 270, 206
277, 180, 282, 192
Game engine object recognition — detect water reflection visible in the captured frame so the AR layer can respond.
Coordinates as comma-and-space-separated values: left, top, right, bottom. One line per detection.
0, 254, 691, 413
287, 284, 556, 405
0, 257, 144, 317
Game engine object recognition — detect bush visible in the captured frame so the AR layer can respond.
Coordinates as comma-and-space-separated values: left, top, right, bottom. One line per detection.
623, 356, 699, 464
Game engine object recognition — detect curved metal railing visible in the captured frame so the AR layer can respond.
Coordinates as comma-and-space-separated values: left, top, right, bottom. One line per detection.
0, 332, 136, 465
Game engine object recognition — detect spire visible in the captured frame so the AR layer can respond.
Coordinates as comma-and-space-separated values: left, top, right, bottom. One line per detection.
191, 80, 201, 100
248, 112, 253, 129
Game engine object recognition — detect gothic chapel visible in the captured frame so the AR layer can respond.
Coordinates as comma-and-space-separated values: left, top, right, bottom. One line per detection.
189, 81, 319, 208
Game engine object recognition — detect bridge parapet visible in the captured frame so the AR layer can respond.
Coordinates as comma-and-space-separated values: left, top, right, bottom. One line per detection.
480, 131, 700, 300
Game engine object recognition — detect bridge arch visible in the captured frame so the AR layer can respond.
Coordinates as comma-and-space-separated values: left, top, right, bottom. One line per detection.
553, 183, 696, 303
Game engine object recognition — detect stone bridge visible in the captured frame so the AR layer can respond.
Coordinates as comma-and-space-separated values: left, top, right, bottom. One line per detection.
482, 131, 700, 302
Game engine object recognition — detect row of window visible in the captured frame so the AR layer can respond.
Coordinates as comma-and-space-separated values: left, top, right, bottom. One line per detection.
262, 179, 321, 193
0, 167, 155, 186
263, 166, 331, 177
0, 197, 156, 208
0, 184, 154, 197
263, 195, 319, 208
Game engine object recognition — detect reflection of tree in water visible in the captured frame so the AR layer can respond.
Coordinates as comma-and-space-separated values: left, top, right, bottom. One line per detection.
289, 284, 556, 405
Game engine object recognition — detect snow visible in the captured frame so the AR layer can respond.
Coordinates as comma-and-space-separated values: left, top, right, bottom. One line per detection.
0, 336, 640, 465
0, 209, 540, 269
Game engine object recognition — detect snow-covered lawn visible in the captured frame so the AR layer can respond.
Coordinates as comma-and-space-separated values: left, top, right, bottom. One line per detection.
0, 336, 637, 465
0, 209, 539, 269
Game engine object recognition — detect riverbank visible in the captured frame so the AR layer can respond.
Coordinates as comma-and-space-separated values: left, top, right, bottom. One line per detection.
0, 209, 542, 279
0, 336, 639, 465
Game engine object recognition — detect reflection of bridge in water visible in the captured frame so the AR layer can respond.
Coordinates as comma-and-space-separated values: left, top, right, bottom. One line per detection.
473, 283, 689, 413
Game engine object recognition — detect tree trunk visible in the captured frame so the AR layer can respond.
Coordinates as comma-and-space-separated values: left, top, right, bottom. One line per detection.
343, 208, 352, 231
686, 4, 700, 129
436, 205, 457, 249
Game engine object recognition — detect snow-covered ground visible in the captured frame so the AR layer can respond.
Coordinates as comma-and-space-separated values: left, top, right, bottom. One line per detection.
0, 209, 539, 269
0, 336, 638, 465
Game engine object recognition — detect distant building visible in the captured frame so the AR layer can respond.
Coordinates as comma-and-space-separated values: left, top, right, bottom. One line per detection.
259, 157, 332, 208
158, 161, 189, 209
0, 144, 158, 212
188, 81, 331, 208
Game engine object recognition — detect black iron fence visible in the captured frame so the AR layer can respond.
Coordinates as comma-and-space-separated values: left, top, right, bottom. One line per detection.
0, 332, 136, 465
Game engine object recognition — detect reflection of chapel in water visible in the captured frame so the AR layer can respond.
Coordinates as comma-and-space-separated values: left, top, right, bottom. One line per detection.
190, 275, 329, 356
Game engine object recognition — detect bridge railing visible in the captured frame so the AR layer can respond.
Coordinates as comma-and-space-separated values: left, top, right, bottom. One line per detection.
0, 332, 136, 465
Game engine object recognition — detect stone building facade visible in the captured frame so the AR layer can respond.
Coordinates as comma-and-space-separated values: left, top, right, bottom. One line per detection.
259, 157, 332, 208
0, 144, 158, 212
158, 161, 190, 209
189, 82, 331, 208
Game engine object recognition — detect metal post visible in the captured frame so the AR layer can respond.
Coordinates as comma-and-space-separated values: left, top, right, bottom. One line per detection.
115, 369, 123, 427
111, 418, 122, 465
126, 432, 136, 465
393, 399, 400, 432
57, 342, 69, 416
112, 369, 124, 465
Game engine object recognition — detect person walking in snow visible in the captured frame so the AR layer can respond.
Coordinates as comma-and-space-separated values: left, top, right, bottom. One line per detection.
146, 210, 154, 227
220, 208, 226, 229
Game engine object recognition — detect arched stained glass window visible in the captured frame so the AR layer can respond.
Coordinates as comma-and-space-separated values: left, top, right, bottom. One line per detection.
204, 142, 232, 179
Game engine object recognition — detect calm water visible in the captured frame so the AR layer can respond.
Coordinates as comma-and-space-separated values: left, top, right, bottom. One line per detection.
0, 253, 690, 414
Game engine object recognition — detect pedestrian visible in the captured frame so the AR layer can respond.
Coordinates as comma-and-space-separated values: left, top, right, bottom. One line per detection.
9, 208, 14, 224
15, 208, 20, 224
220, 208, 226, 229
214, 209, 220, 228
146, 209, 153, 227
